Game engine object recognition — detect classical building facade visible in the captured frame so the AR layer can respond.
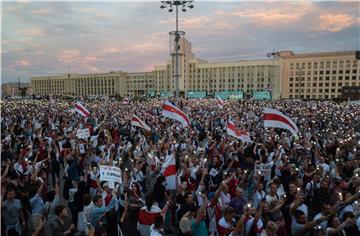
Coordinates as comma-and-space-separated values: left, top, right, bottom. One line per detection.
278, 51, 360, 99
31, 39, 359, 100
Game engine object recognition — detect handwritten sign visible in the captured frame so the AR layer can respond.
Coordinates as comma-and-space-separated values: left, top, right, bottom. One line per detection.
76, 128, 90, 139
255, 163, 272, 181
99, 165, 122, 184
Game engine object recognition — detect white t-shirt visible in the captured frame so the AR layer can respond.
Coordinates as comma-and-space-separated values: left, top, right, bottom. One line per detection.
219, 192, 231, 207
313, 212, 328, 230
150, 225, 163, 236
265, 193, 279, 205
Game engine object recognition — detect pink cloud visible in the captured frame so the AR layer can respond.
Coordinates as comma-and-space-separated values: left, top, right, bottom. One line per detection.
57, 49, 80, 63
315, 14, 359, 32
83, 56, 97, 62
19, 59, 30, 67
216, 1, 315, 27
182, 16, 211, 29
90, 66, 99, 72
105, 47, 122, 53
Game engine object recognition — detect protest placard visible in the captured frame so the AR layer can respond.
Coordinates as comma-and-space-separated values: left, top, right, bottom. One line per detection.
99, 165, 122, 184
255, 163, 272, 181
76, 128, 90, 139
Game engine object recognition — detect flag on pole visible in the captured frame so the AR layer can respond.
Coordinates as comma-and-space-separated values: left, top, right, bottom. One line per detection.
162, 101, 190, 127
217, 96, 224, 108
161, 154, 177, 190
226, 121, 251, 142
263, 108, 299, 135
131, 115, 151, 131
74, 102, 90, 117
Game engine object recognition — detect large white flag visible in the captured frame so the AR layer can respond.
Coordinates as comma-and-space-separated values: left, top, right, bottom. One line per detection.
162, 101, 190, 127
161, 154, 177, 190
226, 121, 251, 142
131, 115, 151, 131
263, 108, 299, 135
74, 102, 90, 117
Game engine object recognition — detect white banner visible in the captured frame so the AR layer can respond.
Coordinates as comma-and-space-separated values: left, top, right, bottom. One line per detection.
209, 168, 219, 177
76, 128, 90, 139
99, 165, 122, 184
79, 144, 85, 154
255, 163, 272, 181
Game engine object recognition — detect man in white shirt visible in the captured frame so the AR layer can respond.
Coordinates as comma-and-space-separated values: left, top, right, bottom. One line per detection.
150, 215, 164, 236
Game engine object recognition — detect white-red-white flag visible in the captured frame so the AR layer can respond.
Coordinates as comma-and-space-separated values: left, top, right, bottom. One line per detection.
263, 108, 299, 135
74, 102, 90, 117
161, 154, 177, 190
162, 101, 190, 127
226, 121, 251, 142
217, 96, 224, 108
122, 98, 130, 105
138, 204, 161, 226
131, 115, 151, 131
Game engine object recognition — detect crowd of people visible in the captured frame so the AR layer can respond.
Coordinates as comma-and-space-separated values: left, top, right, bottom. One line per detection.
1, 97, 360, 236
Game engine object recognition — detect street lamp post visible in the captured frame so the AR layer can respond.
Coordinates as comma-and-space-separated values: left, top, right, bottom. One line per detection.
160, 1, 194, 99
267, 51, 279, 99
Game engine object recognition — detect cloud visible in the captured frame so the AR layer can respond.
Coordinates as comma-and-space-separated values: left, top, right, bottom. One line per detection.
29, 8, 51, 14
76, 7, 110, 19
105, 47, 122, 53
182, 16, 211, 29
315, 14, 359, 32
16, 28, 44, 37
18, 59, 30, 67
57, 49, 80, 63
90, 66, 99, 72
83, 56, 97, 62
213, 1, 316, 28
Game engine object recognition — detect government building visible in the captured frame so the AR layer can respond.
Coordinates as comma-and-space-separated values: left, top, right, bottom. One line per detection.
31, 38, 359, 100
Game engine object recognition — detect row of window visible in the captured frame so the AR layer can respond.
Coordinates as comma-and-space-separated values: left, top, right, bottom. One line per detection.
290, 81, 358, 88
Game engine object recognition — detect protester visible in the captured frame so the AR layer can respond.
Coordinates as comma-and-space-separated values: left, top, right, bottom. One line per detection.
1, 97, 360, 236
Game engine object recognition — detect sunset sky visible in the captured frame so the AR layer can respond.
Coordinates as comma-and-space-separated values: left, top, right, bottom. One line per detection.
2, 0, 359, 83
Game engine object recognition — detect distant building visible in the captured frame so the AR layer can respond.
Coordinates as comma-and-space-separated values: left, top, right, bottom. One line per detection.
30, 38, 360, 100
341, 86, 360, 100
1, 82, 30, 97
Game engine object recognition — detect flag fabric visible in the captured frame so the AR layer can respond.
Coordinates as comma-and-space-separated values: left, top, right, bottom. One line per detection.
138, 205, 161, 225
263, 108, 299, 135
122, 98, 130, 105
131, 115, 151, 131
217, 96, 224, 108
226, 121, 251, 142
74, 102, 90, 117
161, 154, 177, 190
162, 101, 190, 127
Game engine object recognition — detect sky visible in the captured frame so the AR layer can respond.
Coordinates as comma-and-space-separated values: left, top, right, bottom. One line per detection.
1, 0, 360, 83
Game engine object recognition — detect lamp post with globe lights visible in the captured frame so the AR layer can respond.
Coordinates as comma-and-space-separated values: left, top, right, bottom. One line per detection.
160, 1, 194, 99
